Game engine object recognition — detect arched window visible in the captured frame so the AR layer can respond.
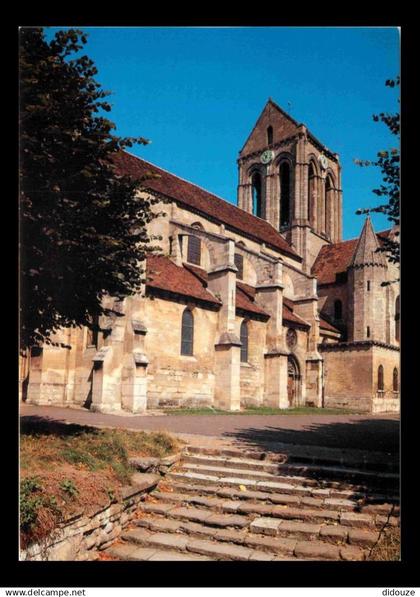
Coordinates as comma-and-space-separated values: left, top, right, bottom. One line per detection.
86, 315, 99, 348
187, 235, 201, 266
395, 296, 400, 342
334, 299, 342, 321
378, 365, 384, 391
325, 175, 333, 238
267, 126, 273, 146
251, 172, 263, 218
181, 309, 194, 356
308, 162, 316, 225
240, 320, 248, 363
234, 253, 244, 280
280, 162, 291, 228
393, 368, 398, 392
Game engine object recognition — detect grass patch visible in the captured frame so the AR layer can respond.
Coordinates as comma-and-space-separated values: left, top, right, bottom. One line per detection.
20, 418, 179, 549
161, 406, 364, 416
367, 525, 400, 561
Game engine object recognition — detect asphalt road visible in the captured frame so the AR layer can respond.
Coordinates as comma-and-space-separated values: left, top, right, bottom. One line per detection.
20, 403, 399, 454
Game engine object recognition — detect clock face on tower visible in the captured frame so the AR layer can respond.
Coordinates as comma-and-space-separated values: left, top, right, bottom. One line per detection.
318, 154, 328, 170
260, 150, 274, 164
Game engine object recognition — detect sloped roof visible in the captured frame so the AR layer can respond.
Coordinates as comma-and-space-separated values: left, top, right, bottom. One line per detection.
112, 151, 301, 262
282, 300, 311, 329
311, 229, 392, 285
350, 217, 387, 268
239, 98, 300, 156
182, 263, 209, 285
146, 255, 220, 305
236, 281, 257, 299
319, 315, 341, 334
236, 284, 269, 318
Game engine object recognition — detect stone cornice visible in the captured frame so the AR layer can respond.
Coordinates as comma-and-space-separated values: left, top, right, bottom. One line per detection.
215, 332, 242, 347
145, 287, 221, 311
238, 136, 296, 163
236, 307, 270, 322
255, 283, 284, 292
264, 349, 290, 358
319, 340, 400, 352
170, 219, 227, 244
208, 264, 238, 276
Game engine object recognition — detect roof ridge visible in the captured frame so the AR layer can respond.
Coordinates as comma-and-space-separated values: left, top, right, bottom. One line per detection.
123, 149, 239, 209
321, 229, 393, 248
236, 282, 255, 302
267, 97, 301, 128
238, 98, 300, 155
120, 149, 297, 257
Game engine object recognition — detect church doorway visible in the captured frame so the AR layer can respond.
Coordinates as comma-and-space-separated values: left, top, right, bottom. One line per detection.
287, 355, 300, 407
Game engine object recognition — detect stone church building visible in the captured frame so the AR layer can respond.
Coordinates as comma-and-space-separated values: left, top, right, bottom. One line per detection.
20, 99, 400, 414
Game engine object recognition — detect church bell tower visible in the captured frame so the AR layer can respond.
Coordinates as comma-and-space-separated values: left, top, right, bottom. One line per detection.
237, 99, 343, 272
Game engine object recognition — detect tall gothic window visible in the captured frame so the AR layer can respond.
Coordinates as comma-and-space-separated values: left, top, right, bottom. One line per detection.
234, 253, 244, 280
334, 299, 342, 321
251, 172, 262, 218
395, 296, 400, 342
267, 125, 273, 145
280, 162, 291, 228
187, 235, 201, 266
181, 309, 194, 356
325, 175, 333, 238
393, 368, 399, 392
240, 320, 249, 363
378, 365, 384, 391
308, 162, 315, 225
86, 315, 99, 348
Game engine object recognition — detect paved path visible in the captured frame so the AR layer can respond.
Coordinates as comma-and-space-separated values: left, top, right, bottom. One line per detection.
20, 403, 399, 454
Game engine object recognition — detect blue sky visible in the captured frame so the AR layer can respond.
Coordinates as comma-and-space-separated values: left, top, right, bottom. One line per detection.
47, 26, 400, 240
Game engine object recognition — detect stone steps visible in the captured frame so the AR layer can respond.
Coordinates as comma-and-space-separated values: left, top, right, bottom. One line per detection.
184, 445, 399, 474
136, 499, 381, 544
179, 459, 399, 493
106, 543, 213, 561
120, 527, 299, 560
182, 453, 399, 489
167, 479, 399, 511
172, 482, 398, 515
150, 490, 399, 527
105, 443, 399, 561
116, 522, 366, 561
167, 470, 396, 500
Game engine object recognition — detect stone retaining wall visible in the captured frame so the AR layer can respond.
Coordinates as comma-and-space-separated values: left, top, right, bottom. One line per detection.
20, 454, 180, 561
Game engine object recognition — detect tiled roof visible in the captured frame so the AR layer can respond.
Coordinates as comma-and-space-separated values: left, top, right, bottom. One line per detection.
236, 284, 269, 318
319, 315, 341, 334
283, 302, 310, 328
311, 230, 392, 285
283, 297, 295, 311
112, 151, 301, 262
146, 255, 220, 305
236, 281, 257, 299
182, 263, 209, 284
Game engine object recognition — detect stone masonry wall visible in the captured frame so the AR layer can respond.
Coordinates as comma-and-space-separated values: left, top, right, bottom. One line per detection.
321, 343, 400, 413
144, 296, 218, 408
20, 457, 180, 562
238, 318, 266, 407
321, 345, 373, 412
371, 345, 400, 412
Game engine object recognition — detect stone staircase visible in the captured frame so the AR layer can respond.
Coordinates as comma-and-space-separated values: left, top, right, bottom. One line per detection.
105, 445, 399, 561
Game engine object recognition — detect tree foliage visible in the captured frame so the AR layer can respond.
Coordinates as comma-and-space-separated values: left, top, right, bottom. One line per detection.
354, 77, 400, 266
19, 28, 161, 351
